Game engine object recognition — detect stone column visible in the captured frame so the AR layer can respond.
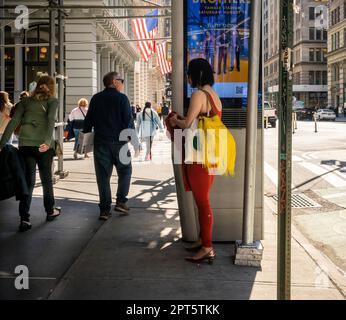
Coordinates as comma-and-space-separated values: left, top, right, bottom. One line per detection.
96, 49, 102, 91
101, 48, 111, 77
65, 20, 97, 113
328, 65, 332, 107
14, 32, 24, 103
340, 62, 344, 112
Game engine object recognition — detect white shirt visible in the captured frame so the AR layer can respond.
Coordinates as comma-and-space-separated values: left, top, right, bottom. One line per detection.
69, 107, 88, 121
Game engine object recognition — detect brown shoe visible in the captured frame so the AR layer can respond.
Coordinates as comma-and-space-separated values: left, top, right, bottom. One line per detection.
114, 202, 130, 215
99, 211, 112, 221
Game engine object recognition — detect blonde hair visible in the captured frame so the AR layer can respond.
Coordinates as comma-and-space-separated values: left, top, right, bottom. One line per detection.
31, 75, 56, 101
0, 91, 12, 113
78, 98, 89, 107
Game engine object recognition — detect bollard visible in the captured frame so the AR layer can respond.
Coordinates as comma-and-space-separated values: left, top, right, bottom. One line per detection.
292, 113, 295, 134
264, 116, 268, 129
314, 113, 318, 133
294, 112, 298, 130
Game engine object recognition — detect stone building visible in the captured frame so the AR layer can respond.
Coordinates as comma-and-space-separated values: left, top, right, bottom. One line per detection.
327, 0, 346, 114
264, 0, 328, 109
1, 0, 171, 114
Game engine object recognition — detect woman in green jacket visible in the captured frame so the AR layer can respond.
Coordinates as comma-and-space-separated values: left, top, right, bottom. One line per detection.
0, 76, 61, 232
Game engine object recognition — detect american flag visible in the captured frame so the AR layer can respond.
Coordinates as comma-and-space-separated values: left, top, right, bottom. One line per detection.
156, 42, 172, 75
131, 10, 159, 62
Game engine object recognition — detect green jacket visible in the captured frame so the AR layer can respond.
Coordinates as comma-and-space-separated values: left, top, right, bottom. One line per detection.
0, 97, 58, 149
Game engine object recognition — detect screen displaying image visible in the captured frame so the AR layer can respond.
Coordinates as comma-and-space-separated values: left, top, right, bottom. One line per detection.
186, 0, 251, 100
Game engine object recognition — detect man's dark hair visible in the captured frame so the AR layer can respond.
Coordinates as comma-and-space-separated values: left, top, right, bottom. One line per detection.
103, 72, 120, 88
187, 58, 215, 88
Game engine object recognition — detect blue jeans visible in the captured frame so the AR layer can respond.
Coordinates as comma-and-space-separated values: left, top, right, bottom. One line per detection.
94, 143, 132, 213
73, 129, 80, 151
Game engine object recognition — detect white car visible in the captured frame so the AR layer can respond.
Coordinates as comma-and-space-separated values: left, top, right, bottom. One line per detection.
316, 109, 336, 121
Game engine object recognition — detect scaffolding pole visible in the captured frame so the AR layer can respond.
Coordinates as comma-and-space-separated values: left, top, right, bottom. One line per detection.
56, 0, 68, 179
0, 0, 4, 91
278, 0, 294, 301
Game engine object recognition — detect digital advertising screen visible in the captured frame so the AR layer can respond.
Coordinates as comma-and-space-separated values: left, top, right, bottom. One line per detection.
184, 0, 253, 109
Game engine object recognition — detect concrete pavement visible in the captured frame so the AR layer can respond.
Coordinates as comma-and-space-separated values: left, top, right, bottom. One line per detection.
0, 133, 344, 300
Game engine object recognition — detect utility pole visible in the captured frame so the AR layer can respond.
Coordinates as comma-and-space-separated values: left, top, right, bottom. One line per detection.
278, 0, 294, 300
0, 0, 5, 91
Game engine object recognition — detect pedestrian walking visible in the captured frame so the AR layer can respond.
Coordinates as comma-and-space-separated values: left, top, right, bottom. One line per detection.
83, 72, 140, 221
137, 102, 163, 161
0, 91, 14, 143
0, 75, 61, 232
69, 98, 89, 160
170, 58, 223, 264
10, 91, 30, 139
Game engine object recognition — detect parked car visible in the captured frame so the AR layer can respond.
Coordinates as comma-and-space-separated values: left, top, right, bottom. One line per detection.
295, 108, 315, 121
316, 109, 336, 121
263, 101, 277, 128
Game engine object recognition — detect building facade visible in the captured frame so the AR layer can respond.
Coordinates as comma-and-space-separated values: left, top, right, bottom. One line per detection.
1, 0, 171, 115
327, 0, 346, 114
264, 0, 328, 109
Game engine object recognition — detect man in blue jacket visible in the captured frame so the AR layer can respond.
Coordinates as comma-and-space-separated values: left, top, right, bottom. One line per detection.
84, 72, 140, 221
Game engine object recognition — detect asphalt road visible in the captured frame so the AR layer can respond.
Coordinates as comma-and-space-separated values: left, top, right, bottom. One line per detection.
264, 120, 346, 273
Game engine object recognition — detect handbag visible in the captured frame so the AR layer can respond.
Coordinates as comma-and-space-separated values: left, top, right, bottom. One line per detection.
76, 131, 94, 155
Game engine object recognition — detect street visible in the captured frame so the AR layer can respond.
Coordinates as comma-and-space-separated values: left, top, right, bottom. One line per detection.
264, 120, 346, 275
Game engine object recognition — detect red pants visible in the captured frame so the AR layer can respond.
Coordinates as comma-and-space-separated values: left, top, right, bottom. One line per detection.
186, 164, 214, 248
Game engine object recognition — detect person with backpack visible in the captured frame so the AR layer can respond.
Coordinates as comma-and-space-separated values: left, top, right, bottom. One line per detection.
69, 98, 89, 160
0, 75, 61, 232
137, 102, 163, 161
169, 58, 231, 264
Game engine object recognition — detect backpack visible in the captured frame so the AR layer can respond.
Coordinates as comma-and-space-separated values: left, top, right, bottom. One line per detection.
197, 90, 236, 176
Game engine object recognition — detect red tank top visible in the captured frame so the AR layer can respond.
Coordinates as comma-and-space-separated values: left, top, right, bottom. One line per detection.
200, 89, 222, 118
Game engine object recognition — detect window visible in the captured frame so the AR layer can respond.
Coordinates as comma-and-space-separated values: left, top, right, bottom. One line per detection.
309, 7, 315, 20
309, 48, 315, 62
315, 71, 321, 85
316, 29, 322, 41
309, 28, 315, 40
309, 71, 315, 85
323, 48, 327, 62
322, 71, 327, 85
316, 49, 322, 62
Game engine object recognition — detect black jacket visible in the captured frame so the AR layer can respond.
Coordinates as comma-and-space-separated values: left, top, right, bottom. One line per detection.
83, 88, 133, 145
0, 145, 29, 201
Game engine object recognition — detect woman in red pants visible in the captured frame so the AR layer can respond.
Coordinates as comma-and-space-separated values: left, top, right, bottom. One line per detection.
170, 58, 222, 264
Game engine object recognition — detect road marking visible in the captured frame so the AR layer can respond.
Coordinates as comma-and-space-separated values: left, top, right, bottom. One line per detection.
264, 162, 278, 187
299, 162, 346, 188
293, 156, 304, 162
302, 153, 313, 160
264, 162, 296, 188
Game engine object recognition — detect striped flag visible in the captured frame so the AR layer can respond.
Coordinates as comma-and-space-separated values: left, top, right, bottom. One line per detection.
131, 10, 159, 62
156, 42, 172, 75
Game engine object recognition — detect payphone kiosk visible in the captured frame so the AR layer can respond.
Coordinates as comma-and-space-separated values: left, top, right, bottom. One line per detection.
172, 0, 264, 242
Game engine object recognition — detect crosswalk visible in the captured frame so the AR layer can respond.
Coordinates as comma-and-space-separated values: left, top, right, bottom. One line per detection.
265, 156, 346, 190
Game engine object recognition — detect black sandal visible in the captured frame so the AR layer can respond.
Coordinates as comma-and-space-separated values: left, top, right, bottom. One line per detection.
46, 207, 62, 222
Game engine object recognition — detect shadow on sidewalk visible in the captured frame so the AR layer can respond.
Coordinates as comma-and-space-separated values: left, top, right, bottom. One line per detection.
0, 196, 103, 300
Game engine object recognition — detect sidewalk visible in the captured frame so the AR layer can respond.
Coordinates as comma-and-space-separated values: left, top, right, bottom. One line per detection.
0, 135, 344, 300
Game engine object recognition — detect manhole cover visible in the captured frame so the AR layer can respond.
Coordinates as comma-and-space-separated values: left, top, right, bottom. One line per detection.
272, 194, 321, 209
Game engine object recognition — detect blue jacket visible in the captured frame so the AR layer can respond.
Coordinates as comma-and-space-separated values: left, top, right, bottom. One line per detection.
84, 88, 134, 145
